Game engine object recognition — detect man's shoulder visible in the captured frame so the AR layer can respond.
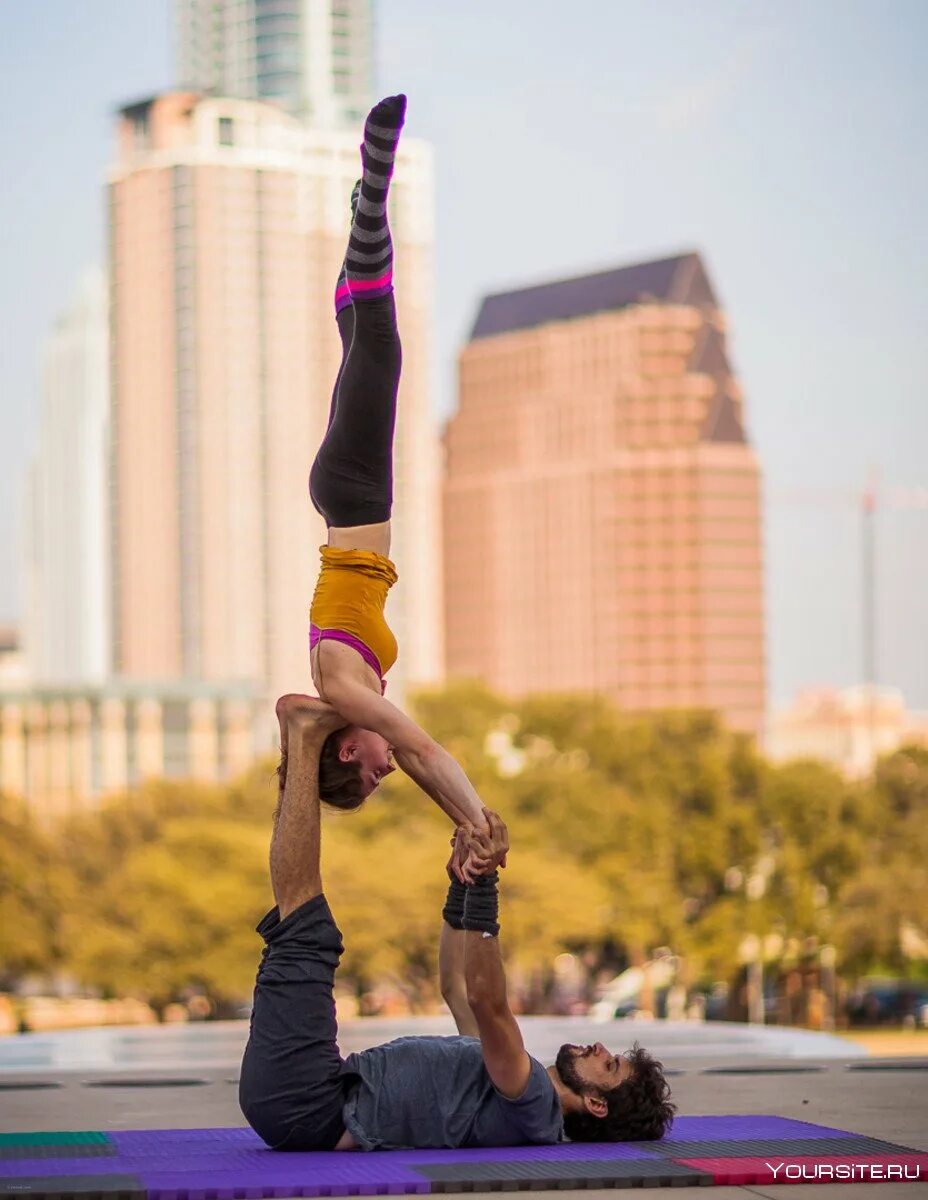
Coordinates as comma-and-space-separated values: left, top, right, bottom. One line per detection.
473, 1054, 564, 1146
502, 1054, 556, 1102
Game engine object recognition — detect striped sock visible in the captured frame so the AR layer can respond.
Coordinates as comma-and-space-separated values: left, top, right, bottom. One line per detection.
333, 180, 362, 315
336, 93, 406, 312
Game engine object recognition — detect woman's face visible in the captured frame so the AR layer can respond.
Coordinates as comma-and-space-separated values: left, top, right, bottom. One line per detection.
339, 726, 396, 796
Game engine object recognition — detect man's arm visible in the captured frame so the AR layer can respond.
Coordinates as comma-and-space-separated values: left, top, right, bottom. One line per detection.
438, 836, 481, 1036
439, 922, 481, 1037
461, 814, 531, 1100
464, 928, 531, 1100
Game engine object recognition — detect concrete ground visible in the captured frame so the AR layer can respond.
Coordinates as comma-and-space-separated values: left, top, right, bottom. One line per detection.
2, 1018, 926, 1198
842, 1029, 928, 1057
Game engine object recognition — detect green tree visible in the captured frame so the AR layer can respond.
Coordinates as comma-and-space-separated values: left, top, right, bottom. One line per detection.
60, 779, 273, 1014
0, 793, 64, 983
834, 745, 928, 975
5, 686, 922, 1016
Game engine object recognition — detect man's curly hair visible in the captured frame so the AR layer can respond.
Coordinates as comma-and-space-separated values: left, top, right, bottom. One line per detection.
563, 1043, 676, 1142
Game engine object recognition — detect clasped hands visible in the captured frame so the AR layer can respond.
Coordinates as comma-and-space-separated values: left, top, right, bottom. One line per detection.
447, 808, 509, 884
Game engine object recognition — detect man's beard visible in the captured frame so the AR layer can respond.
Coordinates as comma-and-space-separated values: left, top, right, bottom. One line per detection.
555, 1043, 590, 1096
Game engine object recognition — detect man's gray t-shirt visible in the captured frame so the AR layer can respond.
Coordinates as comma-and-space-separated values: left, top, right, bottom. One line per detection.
341, 1035, 564, 1150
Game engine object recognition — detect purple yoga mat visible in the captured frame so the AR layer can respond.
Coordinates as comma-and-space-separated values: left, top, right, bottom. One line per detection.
4, 1116, 925, 1196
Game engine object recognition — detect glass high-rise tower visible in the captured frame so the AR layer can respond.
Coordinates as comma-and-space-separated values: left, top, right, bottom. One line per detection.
24, 268, 110, 684
176, 0, 373, 126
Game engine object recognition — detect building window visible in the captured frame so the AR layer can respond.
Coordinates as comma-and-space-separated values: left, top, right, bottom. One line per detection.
218, 116, 235, 146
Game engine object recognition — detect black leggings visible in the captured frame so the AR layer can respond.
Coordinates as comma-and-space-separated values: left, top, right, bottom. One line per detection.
309, 295, 402, 527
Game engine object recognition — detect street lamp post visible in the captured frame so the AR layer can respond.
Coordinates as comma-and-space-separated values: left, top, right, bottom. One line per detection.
739, 933, 764, 1025
820, 944, 837, 1032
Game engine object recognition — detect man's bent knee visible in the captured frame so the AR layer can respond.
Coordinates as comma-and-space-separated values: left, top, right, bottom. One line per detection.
240, 1102, 293, 1152
241, 1094, 343, 1152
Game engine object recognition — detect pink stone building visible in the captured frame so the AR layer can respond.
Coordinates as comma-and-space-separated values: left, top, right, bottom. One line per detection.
443, 253, 765, 738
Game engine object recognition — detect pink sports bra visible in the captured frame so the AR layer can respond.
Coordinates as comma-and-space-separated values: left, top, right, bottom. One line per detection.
310, 625, 387, 694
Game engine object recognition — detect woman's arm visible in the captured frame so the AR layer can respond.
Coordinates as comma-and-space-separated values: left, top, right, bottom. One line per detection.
321, 675, 488, 830
440, 921, 481, 1037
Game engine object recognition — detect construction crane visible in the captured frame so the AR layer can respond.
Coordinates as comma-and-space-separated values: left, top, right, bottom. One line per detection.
772, 481, 928, 760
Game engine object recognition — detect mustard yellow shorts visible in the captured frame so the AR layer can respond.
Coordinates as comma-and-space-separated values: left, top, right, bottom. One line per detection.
309, 546, 399, 678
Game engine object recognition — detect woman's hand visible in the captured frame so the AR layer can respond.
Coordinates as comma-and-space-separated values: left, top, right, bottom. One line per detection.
446, 828, 466, 883
447, 825, 484, 883
456, 808, 509, 882
447, 824, 489, 884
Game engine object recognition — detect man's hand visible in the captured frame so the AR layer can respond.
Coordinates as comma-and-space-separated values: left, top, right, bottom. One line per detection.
460, 808, 509, 880
447, 824, 488, 884
447, 824, 491, 884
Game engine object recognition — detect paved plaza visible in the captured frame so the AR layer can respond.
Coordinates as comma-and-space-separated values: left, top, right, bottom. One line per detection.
2, 1018, 926, 1198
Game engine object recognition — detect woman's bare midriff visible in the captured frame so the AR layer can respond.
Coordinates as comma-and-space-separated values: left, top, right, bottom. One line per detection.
327, 519, 391, 558
311, 636, 382, 702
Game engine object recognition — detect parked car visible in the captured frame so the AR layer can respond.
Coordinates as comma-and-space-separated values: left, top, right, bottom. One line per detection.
588, 960, 676, 1022
844, 978, 928, 1027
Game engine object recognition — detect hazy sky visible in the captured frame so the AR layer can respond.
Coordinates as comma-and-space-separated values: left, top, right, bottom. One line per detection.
1, 0, 926, 709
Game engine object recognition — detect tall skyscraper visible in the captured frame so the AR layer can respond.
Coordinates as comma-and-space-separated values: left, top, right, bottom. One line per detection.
176, 0, 373, 127
444, 253, 765, 738
24, 267, 110, 683
109, 92, 440, 710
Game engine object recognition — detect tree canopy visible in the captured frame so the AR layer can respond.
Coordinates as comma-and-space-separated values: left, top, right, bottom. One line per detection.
1, 685, 925, 1012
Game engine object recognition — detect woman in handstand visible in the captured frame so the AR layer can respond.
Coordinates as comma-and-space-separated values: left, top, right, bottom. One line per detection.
301, 94, 493, 872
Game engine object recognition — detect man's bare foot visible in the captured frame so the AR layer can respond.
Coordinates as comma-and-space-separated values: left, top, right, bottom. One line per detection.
275, 695, 345, 791
275, 694, 345, 743
275, 698, 291, 795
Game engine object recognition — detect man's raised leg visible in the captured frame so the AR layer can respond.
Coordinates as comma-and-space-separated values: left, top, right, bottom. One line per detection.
239, 695, 353, 1152
271, 695, 344, 918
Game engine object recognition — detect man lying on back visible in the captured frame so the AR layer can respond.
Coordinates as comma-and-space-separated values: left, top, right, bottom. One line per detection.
239, 695, 675, 1151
